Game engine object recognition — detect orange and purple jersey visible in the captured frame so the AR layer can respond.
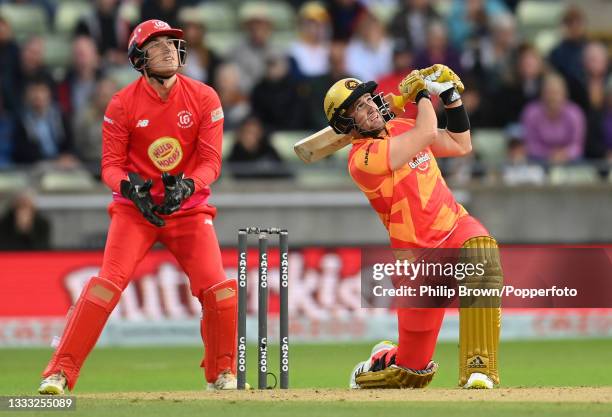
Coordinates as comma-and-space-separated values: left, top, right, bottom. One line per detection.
348, 118, 468, 248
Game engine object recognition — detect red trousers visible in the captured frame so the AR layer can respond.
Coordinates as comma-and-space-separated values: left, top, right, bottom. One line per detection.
101, 202, 226, 294
395, 215, 489, 369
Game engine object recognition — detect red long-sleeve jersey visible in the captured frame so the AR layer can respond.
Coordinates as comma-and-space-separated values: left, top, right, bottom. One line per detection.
101, 74, 223, 212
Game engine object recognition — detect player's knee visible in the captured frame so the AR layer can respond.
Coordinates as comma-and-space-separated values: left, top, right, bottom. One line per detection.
83, 276, 123, 312
198, 279, 237, 309
98, 262, 132, 290
461, 236, 503, 285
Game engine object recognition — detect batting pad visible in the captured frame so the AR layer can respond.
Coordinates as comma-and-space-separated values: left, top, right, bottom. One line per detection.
355, 362, 439, 389
42, 276, 122, 389
458, 236, 503, 386
200, 279, 238, 383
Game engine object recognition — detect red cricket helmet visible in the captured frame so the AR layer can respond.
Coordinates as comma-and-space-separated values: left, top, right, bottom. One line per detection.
127, 19, 185, 71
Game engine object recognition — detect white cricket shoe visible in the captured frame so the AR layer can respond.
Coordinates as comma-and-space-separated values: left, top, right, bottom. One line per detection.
349, 340, 397, 389
207, 370, 251, 390
38, 373, 67, 395
463, 372, 494, 389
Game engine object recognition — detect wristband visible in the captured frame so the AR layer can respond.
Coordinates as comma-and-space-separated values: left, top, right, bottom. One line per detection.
440, 87, 461, 106
415, 89, 431, 104
445, 104, 470, 133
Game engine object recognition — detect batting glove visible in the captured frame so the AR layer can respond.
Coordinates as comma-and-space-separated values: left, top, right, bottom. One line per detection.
419, 64, 464, 93
398, 70, 428, 103
120, 172, 165, 227
154, 172, 195, 215
419, 64, 463, 106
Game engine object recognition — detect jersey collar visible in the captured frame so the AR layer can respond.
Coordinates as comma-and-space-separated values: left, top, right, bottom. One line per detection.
141, 74, 181, 103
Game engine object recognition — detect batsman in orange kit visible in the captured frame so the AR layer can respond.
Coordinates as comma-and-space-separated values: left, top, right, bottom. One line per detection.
38, 20, 239, 394
322, 67, 503, 389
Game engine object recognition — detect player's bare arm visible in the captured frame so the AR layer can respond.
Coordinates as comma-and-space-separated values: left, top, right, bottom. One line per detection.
387, 93, 438, 171
430, 99, 473, 158
418, 65, 473, 158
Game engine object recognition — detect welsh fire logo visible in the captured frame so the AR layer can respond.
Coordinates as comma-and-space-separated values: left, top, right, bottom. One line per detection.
148, 136, 183, 171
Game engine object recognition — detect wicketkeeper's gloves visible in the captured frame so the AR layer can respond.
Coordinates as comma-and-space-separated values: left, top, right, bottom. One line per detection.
154, 172, 195, 215
120, 172, 165, 227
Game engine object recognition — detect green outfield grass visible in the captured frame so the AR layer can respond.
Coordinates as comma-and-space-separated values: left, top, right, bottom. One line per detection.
1, 339, 611, 416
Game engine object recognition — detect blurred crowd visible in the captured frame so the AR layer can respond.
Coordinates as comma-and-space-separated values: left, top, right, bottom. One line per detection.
0, 0, 611, 184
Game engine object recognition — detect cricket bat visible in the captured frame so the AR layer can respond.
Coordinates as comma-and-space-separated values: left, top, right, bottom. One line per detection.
293, 127, 353, 164
294, 94, 406, 163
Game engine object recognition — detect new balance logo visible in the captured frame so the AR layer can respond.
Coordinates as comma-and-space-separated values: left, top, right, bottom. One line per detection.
467, 356, 486, 368
136, 119, 149, 128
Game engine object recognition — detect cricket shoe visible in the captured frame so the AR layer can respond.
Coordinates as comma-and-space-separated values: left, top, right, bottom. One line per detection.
38, 372, 67, 395
206, 370, 251, 390
463, 372, 494, 389
349, 340, 397, 389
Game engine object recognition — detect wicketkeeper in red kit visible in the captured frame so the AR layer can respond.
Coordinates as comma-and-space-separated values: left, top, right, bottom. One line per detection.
39, 19, 238, 394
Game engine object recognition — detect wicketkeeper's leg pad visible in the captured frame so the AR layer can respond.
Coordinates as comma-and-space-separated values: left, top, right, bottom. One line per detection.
42, 276, 122, 390
355, 362, 439, 389
458, 236, 503, 386
200, 279, 237, 383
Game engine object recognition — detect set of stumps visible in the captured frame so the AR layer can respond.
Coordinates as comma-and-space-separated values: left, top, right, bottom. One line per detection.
237, 227, 289, 390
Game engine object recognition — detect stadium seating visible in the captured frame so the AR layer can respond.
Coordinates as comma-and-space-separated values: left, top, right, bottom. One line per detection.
0, 171, 30, 192
471, 129, 507, 170
40, 169, 97, 191
0, 3, 48, 42
55, 1, 92, 34
549, 165, 599, 185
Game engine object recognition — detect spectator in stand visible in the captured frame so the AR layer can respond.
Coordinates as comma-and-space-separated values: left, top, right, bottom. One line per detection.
414, 20, 462, 76
461, 13, 517, 95
214, 63, 250, 131
0, 16, 21, 113
57, 36, 102, 118
376, 40, 418, 119
229, 3, 275, 93
446, 0, 509, 49
251, 52, 303, 131
389, 0, 440, 51
456, 74, 487, 128
72, 77, 118, 177
140, 0, 188, 31
492, 43, 546, 127
0, 190, 50, 250
326, 0, 367, 42
13, 79, 76, 166
289, 1, 331, 79
503, 129, 546, 185
300, 41, 351, 130
75, 0, 129, 66
549, 5, 588, 85
179, 17, 223, 88
0, 91, 15, 167
521, 73, 585, 164
16, 36, 54, 100
227, 115, 292, 180
566, 41, 610, 160
345, 11, 392, 82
